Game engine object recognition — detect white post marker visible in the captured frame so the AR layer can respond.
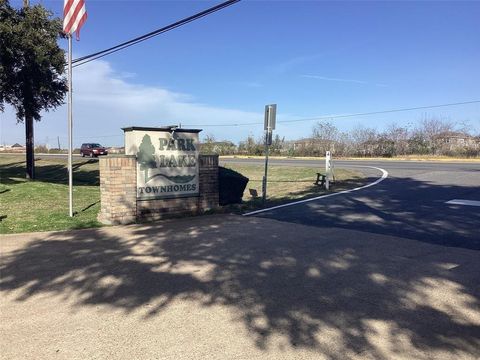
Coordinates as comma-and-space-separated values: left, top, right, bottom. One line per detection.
325, 150, 331, 190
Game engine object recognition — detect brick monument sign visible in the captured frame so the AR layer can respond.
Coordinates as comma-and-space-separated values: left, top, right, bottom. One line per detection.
98, 126, 219, 224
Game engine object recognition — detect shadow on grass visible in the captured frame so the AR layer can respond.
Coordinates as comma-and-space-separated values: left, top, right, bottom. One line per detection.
0, 159, 99, 186
1, 215, 479, 358
236, 177, 370, 213
80, 200, 100, 212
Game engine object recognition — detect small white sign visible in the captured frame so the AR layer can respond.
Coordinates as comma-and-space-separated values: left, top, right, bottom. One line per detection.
264, 104, 277, 130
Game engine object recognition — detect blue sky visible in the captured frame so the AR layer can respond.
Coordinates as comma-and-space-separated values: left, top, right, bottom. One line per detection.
2, 0, 480, 147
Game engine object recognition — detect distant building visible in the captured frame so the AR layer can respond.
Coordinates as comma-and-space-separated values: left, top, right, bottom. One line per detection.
358, 137, 395, 157
0, 143, 25, 153
434, 131, 478, 150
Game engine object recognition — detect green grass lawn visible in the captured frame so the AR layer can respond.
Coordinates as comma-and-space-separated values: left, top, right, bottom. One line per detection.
0, 155, 101, 234
1, 155, 364, 234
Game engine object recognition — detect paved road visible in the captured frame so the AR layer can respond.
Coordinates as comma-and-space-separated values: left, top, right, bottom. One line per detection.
220, 156, 480, 171
237, 158, 480, 250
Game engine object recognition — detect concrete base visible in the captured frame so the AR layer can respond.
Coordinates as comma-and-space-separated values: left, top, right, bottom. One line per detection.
98, 155, 219, 224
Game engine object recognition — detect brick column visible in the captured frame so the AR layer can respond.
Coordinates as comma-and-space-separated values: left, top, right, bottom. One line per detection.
198, 155, 219, 211
98, 155, 137, 225
98, 154, 219, 224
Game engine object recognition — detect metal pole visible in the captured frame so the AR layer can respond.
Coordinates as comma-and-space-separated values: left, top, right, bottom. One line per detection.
68, 35, 73, 217
325, 151, 331, 190
262, 131, 269, 204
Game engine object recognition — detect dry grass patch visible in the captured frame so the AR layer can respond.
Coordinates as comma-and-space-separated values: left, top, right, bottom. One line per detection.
223, 164, 364, 211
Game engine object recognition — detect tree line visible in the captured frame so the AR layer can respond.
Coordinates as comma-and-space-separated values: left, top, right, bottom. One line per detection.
201, 117, 480, 158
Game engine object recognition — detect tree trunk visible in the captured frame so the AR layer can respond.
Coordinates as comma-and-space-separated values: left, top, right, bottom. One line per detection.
25, 114, 35, 179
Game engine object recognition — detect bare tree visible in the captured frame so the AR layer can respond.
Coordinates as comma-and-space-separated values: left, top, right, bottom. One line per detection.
350, 126, 377, 156
200, 134, 216, 154
311, 121, 339, 155
386, 123, 410, 156
416, 117, 454, 154
238, 134, 263, 156
270, 134, 285, 155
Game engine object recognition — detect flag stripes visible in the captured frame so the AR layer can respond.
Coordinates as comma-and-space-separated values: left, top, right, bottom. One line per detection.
63, 0, 87, 39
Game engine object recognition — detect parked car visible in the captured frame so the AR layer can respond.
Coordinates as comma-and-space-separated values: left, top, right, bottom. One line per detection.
80, 143, 108, 157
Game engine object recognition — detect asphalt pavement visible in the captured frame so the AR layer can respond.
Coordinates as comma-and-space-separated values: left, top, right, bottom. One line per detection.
232, 158, 480, 250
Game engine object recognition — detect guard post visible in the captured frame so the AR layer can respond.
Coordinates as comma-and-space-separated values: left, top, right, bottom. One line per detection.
325, 150, 332, 190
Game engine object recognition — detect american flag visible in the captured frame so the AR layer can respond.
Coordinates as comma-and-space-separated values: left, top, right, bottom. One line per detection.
63, 0, 87, 40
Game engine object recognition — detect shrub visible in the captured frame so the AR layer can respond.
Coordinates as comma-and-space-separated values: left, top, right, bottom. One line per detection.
218, 166, 249, 206
35, 145, 49, 153
48, 148, 66, 154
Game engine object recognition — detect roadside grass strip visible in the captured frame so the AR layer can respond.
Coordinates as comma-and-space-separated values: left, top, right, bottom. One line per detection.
0, 156, 365, 233
243, 166, 389, 216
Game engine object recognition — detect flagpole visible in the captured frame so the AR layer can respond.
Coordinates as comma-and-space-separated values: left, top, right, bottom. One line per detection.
68, 34, 73, 217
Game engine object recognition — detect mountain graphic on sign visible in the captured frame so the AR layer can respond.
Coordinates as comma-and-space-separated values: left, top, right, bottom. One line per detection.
147, 173, 196, 184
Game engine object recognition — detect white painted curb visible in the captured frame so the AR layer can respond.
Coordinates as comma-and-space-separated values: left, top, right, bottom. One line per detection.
243, 166, 389, 216
446, 199, 480, 207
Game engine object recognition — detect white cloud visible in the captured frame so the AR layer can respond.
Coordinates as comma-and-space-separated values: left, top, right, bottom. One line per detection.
2, 59, 323, 148
73, 60, 268, 135
301, 74, 387, 87
1, 60, 277, 147
269, 53, 325, 74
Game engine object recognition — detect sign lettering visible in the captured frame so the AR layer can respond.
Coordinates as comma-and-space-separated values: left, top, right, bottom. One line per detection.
124, 129, 200, 199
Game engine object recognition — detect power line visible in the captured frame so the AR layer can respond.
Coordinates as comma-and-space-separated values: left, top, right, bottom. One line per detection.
76, 134, 124, 139
32, 100, 480, 143
72, 0, 241, 68
183, 100, 480, 127
279, 100, 480, 124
